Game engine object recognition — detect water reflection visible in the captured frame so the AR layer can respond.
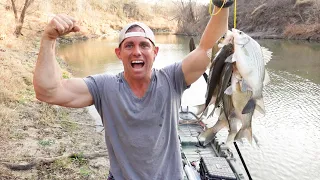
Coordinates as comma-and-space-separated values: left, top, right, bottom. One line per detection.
58, 39, 120, 76
58, 34, 193, 77
258, 39, 320, 84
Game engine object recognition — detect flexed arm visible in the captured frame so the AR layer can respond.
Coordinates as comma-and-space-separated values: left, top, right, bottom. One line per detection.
182, 1, 232, 86
33, 14, 93, 107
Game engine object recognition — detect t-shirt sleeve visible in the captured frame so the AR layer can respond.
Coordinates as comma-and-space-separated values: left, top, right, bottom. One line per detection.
83, 74, 104, 116
162, 62, 189, 95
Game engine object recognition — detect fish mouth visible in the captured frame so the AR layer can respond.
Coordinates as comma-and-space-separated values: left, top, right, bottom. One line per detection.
131, 60, 145, 69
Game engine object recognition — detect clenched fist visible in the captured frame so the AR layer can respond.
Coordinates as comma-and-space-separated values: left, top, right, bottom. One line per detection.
213, 0, 234, 8
44, 14, 80, 40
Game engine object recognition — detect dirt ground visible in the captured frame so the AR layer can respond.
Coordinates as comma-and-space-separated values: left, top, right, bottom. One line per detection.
0, 7, 111, 180
0, 34, 110, 179
0, 105, 109, 179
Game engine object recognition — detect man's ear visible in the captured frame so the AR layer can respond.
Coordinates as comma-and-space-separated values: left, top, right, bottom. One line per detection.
153, 46, 159, 61
115, 47, 121, 60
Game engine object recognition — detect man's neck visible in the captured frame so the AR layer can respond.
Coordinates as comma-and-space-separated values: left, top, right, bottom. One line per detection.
124, 73, 152, 98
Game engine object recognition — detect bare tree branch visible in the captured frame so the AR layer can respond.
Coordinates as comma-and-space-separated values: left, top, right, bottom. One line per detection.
10, 0, 18, 21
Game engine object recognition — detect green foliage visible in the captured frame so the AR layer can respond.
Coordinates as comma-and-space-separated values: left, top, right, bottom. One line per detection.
79, 166, 92, 177
53, 158, 72, 170
60, 120, 78, 132
38, 139, 55, 147
70, 152, 88, 166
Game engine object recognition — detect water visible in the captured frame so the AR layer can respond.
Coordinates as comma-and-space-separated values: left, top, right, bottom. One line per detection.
58, 35, 320, 180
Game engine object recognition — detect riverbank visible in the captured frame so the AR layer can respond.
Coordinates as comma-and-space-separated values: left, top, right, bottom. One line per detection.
0, 7, 111, 179
0, 31, 110, 179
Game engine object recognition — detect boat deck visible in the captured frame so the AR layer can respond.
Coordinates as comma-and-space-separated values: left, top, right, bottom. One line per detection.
179, 111, 246, 180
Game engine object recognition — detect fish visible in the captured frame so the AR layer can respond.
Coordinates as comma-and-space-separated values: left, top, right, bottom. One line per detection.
208, 61, 233, 117
192, 31, 234, 116
229, 69, 254, 143
198, 62, 234, 145
231, 28, 272, 114
201, 43, 234, 118
198, 93, 240, 146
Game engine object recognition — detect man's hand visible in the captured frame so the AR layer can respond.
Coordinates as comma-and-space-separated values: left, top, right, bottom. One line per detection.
213, 0, 234, 8
44, 14, 80, 40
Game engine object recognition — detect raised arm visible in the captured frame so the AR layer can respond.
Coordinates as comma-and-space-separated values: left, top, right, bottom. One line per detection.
33, 14, 93, 108
182, 3, 231, 86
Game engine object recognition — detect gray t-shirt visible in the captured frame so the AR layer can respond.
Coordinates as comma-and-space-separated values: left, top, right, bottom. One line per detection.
84, 62, 188, 180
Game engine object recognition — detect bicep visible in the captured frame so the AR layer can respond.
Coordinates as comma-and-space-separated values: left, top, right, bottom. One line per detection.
182, 48, 210, 86
47, 78, 93, 108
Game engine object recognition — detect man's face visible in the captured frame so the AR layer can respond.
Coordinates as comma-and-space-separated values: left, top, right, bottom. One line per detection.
115, 27, 159, 81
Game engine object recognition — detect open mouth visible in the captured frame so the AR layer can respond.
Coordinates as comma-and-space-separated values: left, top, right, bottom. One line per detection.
131, 60, 145, 69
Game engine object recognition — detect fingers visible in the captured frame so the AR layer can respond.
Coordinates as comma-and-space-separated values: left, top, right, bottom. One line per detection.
54, 14, 78, 34
45, 14, 80, 39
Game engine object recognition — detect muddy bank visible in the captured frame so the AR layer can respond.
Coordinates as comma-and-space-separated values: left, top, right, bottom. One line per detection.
0, 34, 110, 179
232, 0, 320, 42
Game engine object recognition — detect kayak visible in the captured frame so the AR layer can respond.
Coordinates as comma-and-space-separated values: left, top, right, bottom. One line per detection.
178, 106, 248, 180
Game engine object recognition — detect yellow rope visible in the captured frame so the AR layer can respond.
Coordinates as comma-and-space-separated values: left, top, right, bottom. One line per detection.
209, 0, 237, 29
209, 0, 226, 16
234, 0, 237, 28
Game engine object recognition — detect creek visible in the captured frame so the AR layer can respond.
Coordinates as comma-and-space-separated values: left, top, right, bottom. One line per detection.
58, 34, 320, 180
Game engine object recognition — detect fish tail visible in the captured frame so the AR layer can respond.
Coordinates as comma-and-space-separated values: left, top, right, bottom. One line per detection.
198, 106, 209, 120
235, 127, 253, 144
242, 98, 256, 114
198, 128, 216, 146
226, 131, 237, 145
194, 104, 206, 115
198, 117, 228, 146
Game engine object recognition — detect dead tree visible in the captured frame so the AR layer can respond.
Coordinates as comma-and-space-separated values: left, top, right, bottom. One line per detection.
10, 0, 35, 37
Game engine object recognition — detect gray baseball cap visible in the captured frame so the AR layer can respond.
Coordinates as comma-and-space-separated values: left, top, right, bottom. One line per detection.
118, 22, 155, 46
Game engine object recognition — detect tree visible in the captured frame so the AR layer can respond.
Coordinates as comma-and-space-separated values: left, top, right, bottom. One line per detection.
10, 0, 35, 37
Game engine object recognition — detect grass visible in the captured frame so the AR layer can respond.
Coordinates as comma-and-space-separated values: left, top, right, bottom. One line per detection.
79, 166, 92, 177
70, 152, 88, 166
38, 139, 55, 147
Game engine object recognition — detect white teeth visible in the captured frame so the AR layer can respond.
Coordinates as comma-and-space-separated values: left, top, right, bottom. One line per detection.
132, 60, 143, 64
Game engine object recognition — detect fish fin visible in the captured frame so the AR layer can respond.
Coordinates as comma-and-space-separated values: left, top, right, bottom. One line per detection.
242, 98, 256, 114
198, 116, 228, 146
224, 86, 233, 95
263, 70, 271, 85
218, 43, 224, 48
229, 110, 237, 119
208, 107, 216, 118
226, 132, 237, 145
255, 98, 266, 114
198, 129, 216, 146
261, 46, 273, 65
235, 127, 253, 144
224, 54, 233, 63
192, 104, 206, 115
240, 79, 251, 92
231, 53, 237, 62
253, 98, 266, 118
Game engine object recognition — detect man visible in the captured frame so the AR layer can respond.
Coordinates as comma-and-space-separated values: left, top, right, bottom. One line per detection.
33, 1, 233, 179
